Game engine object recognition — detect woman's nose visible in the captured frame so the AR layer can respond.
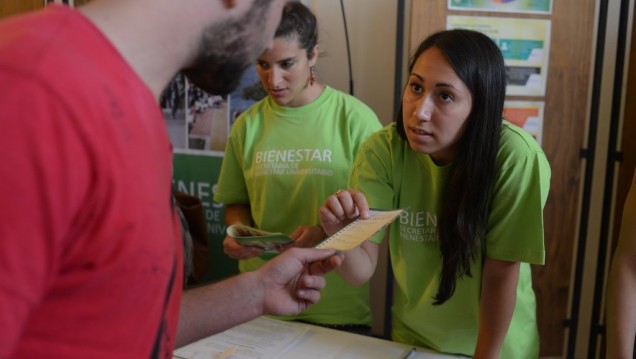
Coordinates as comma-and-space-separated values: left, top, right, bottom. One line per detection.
415, 97, 432, 121
268, 67, 282, 88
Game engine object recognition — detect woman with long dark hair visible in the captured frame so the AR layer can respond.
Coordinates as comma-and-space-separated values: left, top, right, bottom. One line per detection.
320, 29, 551, 357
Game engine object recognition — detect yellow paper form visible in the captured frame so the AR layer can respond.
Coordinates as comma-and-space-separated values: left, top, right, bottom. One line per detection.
315, 209, 403, 251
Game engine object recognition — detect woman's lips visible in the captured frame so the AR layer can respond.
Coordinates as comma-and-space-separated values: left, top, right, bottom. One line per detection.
410, 126, 432, 136
270, 88, 286, 97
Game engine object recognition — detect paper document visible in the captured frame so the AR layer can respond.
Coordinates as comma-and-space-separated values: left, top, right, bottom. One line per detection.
315, 209, 403, 251
173, 317, 308, 359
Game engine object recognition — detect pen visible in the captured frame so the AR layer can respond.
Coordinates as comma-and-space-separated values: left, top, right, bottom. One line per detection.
401, 347, 416, 359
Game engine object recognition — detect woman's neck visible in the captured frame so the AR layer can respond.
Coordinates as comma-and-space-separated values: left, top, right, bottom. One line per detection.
286, 83, 325, 108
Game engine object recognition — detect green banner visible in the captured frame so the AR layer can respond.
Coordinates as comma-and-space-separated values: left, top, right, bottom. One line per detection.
172, 152, 239, 282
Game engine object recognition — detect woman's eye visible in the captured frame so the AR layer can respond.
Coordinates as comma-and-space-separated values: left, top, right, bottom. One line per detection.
281, 61, 294, 69
439, 92, 454, 102
257, 62, 269, 70
409, 83, 422, 94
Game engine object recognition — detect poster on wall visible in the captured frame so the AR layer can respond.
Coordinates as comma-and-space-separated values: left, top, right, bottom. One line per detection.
161, 67, 265, 282
171, 153, 235, 281
503, 100, 545, 145
447, 15, 551, 96
448, 0, 552, 14
162, 69, 265, 153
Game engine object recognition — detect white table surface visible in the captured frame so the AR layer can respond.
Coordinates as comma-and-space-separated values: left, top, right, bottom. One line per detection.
173, 316, 467, 359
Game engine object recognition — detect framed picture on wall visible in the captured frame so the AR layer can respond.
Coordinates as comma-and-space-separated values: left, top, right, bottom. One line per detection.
447, 15, 551, 96
503, 100, 545, 146
448, 0, 552, 14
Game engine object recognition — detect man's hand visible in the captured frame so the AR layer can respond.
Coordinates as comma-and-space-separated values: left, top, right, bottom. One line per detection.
257, 248, 343, 316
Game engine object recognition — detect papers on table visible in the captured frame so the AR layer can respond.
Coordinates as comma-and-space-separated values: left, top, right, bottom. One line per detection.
173, 316, 465, 359
173, 317, 307, 359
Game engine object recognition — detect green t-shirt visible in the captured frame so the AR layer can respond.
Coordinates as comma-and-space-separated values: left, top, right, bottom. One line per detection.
214, 86, 382, 325
350, 122, 550, 357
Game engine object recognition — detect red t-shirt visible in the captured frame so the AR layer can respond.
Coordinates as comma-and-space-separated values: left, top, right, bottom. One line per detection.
0, 5, 183, 358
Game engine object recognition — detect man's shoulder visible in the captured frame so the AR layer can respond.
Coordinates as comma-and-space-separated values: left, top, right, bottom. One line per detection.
0, 6, 84, 69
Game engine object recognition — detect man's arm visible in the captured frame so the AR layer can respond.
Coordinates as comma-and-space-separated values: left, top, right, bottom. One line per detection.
175, 247, 342, 348
606, 171, 636, 359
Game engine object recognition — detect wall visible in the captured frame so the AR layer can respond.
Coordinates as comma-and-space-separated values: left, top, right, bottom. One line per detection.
0, 0, 42, 17
309, 0, 398, 125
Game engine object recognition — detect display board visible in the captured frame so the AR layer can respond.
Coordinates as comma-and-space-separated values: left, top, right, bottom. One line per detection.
162, 68, 266, 282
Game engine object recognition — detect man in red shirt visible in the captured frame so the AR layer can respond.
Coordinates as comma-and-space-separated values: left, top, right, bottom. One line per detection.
0, 1, 341, 358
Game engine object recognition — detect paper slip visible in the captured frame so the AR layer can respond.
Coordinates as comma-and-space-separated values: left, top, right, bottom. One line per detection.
315, 209, 403, 251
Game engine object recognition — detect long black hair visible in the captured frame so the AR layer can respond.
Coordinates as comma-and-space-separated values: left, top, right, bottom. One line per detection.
396, 29, 506, 304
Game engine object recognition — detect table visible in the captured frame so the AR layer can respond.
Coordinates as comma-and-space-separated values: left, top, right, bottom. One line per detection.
173, 316, 466, 359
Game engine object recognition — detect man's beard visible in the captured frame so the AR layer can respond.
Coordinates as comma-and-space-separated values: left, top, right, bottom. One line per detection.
181, 52, 249, 95
181, 0, 271, 95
